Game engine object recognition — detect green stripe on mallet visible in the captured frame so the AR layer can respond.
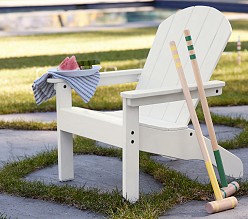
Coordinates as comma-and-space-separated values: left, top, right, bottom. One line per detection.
184, 29, 239, 197
187, 45, 194, 50
190, 54, 196, 60
220, 188, 227, 198
185, 35, 192, 41
231, 182, 239, 191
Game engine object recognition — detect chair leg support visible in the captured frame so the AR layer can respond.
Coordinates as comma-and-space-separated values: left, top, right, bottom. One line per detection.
123, 99, 139, 202
58, 130, 74, 181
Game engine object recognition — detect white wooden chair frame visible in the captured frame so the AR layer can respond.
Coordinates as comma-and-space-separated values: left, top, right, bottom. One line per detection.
48, 6, 243, 202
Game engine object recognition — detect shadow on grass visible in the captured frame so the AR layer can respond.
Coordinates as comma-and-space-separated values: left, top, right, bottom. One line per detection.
1, 40, 247, 70
0, 49, 149, 70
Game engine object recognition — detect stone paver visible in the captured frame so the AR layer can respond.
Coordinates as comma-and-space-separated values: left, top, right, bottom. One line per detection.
210, 106, 248, 121
25, 155, 163, 194
0, 112, 56, 123
0, 193, 103, 219
0, 129, 57, 168
161, 196, 248, 219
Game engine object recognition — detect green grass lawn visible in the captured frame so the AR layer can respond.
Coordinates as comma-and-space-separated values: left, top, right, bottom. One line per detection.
0, 20, 248, 114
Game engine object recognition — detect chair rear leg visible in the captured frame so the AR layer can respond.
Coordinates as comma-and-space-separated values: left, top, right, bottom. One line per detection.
58, 130, 74, 181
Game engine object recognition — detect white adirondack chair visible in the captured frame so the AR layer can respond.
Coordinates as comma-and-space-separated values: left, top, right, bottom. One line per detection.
48, 6, 243, 202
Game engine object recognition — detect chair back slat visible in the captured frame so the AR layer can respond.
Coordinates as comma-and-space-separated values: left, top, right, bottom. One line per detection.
137, 6, 231, 126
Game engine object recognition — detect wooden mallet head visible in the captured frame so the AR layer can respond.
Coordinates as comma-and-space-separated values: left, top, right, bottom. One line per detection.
205, 196, 238, 214
221, 181, 240, 198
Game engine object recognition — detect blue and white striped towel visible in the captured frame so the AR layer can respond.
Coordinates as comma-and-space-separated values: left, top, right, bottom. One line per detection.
32, 71, 100, 105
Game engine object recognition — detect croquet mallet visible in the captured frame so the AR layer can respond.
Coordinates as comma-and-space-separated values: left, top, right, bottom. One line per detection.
170, 41, 238, 214
184, 29, 239, 198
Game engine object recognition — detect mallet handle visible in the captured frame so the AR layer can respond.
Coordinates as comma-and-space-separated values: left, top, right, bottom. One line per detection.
184, 30, 219, 151
184, 30, 228, 187
170, 41, 223, 201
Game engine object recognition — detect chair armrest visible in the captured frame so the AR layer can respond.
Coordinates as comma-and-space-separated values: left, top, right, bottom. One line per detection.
99, 69, 142, 86
47, 69, 142, 86
121, 80, 225, 107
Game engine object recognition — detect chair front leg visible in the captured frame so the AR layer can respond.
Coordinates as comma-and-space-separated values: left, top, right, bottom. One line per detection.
55, 82, 74, 181
58, 130, 74, 181
122, 98, 139, 202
